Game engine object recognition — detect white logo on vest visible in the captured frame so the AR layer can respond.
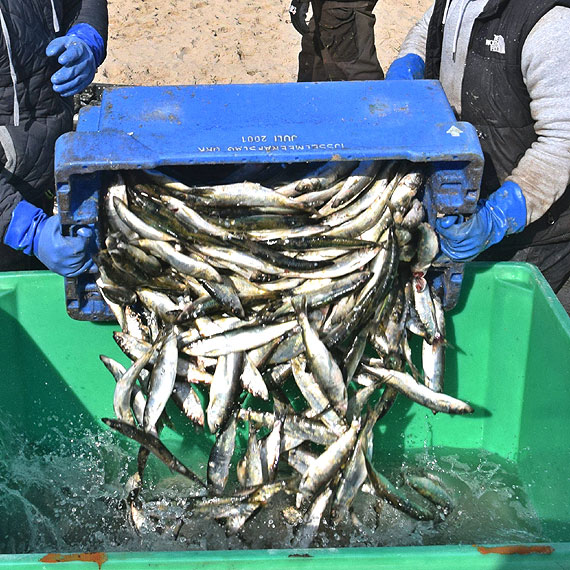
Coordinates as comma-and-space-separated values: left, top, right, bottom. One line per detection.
485, 34, 506, 54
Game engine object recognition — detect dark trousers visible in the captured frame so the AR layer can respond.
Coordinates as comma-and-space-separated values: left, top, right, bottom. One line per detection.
297, 0, 384, 82
0, 244, 45, 271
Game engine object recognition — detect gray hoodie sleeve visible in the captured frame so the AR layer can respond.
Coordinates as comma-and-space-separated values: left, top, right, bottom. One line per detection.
397, 3, 433, 61
507, 6, 570, 225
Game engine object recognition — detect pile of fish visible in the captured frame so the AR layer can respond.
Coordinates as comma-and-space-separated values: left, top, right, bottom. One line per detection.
96, 159, 475, 546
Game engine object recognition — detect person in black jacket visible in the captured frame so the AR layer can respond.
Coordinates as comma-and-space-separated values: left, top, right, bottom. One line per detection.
0, 0, 108, 275
385, 0, 570, 310
291, 0, 384, 82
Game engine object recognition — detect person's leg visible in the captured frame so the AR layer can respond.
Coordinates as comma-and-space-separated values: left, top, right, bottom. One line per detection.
297, 1, 326, 81
0, 243, 44, 271
318, 0, 383, 81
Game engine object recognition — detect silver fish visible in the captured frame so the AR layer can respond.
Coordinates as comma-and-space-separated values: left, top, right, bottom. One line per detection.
135, 239, 223, 283
114, 340, 161, 425
361, 363, 473, 415
400, 198, 425, 230
422, 286, 446, 392
160, 194, 236, 239
279, 160, 359, 196
206, 351, 244, 433
143, 330, 178, 433
365, 456, 434, 521
291, 355, 346, 436
102, 418, 206, 488
298, 419, 360, 500
240, 353, 269, 400
101, 355, 147, 426
330, 433, 368, 524
292, 487, 333, 548
105, 174, 138, 239
183, 320, 299, 357
207, 412, 237, 495
243, 423, 264, 488
187, 181, 315, 211
412, 272, 440, 344
283, 415, 338, 448
261, 418, 282, 482
325, 160, 384, 211
113, 196, 174, 242
171, 381, 205, 426
411, 222, 440, 274
293, 295, 347, 416
405, 474, 453, 511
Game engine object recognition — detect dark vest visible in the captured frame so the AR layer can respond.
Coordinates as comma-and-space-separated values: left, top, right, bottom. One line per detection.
0, 0, 108, 122
0, 0, 108, 270
425, 0, 570, 251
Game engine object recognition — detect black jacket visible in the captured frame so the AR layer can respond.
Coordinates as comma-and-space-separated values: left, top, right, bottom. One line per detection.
0, 0, 107, 257
424, 0, 570, 289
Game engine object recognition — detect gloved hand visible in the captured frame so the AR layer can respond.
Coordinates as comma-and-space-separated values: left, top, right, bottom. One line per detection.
4, 201, 96, 277
46, 24, 105, 97
435, 181, 527, 261
385, 53, 425, 80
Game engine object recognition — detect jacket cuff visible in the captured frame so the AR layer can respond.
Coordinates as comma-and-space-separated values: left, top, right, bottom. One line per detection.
3, 201, 47, 255
67, 23, 105, 67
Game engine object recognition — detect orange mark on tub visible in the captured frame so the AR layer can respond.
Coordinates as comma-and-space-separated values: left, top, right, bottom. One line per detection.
476, 545, 554, 555
40, 552, 108, 568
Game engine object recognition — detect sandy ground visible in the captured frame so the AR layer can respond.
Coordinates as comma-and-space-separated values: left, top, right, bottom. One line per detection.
95, 0, 432, 87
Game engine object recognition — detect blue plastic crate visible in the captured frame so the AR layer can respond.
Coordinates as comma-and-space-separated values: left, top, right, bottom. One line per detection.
55, 81, 484, 320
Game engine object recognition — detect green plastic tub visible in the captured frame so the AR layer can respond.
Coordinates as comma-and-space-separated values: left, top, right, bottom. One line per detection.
1, 262, 570, 569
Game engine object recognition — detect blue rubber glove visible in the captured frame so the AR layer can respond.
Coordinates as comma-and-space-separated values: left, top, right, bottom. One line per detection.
46, 24, 105, 97
4, 201, 96, 276
435, 181, 527, 261
385, 53, 425, 80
